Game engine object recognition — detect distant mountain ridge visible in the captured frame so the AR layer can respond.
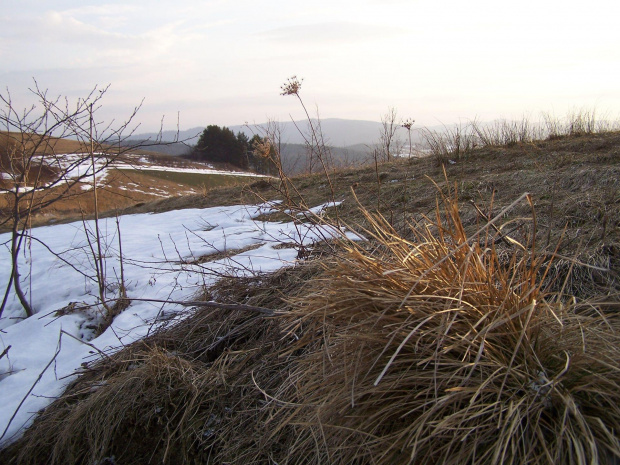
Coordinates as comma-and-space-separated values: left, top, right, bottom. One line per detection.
129, 118, 430, 148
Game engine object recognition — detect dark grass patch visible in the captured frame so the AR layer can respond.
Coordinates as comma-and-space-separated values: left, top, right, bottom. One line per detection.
111, 132, 620, 270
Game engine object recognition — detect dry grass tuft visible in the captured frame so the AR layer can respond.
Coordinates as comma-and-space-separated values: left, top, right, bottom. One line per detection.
263, 189, 620, 464
6, 307, 285, 464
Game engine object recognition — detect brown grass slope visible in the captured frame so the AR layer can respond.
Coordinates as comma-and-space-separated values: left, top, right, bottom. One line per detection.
0, 130, 265, 231
4, 132, 620, 464
0, 168, 201, 231
126, 131, 620, 297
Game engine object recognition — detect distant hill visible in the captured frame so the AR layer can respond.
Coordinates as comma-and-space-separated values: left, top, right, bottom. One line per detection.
127, 119, 439, 172
121, 139, 193, 156
278, 143, 369, 175
129, 118, 433, 149
231, 119, 392, 147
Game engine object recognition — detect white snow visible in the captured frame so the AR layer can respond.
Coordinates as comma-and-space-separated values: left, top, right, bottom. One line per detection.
0, 200, 354, 446
304, 201, 342, 216
54, 153, 111, 183
0, 153, 111, 195
1, 185, 36, 194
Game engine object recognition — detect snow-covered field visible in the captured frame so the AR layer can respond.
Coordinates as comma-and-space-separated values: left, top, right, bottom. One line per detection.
1, 152, 267, 195
0, 201, 351, 446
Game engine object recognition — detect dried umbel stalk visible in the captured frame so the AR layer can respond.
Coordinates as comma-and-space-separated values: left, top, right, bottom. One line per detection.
280, 75, 303, 96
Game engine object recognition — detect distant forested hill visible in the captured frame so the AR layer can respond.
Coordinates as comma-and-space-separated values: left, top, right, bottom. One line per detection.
278, 143, 369, 174
120, 139, 193, 156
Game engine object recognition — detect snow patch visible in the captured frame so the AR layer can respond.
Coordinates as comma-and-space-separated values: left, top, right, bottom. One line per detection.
0, 201, 358, 445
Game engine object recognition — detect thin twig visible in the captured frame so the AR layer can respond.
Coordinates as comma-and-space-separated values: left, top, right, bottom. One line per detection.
0, 345, 11, 361
0, 331, 62, 443
60, 329, 112, 361
127, 297, 275, 316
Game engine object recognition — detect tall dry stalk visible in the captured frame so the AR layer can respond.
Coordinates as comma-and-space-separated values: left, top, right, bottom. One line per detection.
88, 103, 109, 312
280, 76, 337, 206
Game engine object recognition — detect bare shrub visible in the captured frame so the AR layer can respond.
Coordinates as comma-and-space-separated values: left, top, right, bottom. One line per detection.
422, 121, 478, 165
379, 107, 402, 162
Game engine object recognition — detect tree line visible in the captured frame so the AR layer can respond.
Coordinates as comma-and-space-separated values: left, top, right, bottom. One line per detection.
184, 125, 279, 175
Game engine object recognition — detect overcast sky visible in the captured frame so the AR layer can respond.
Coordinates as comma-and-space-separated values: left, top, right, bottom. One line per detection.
2, 0, 619, 133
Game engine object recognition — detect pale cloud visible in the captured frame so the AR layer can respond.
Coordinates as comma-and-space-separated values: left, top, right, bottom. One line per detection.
2, 9, 127, 43
2, 8, 200, 70
60, 4, 139, 30
43, 10, 127, 45
258, 21, 405, 44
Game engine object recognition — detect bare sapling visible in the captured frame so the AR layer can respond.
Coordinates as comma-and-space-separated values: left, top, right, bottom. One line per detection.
279, 77, 339, 226
87, 103, 109, 313
245, 79, 347, 259
0, 81, 142, 319
379, 107, 401, 162
249, 123, 318, 259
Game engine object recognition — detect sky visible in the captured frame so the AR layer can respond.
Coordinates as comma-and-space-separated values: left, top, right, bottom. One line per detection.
1, 0, 619, 133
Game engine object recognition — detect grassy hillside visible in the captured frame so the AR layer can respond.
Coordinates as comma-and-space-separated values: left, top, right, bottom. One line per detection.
0, 130, 174, 158
121, 130, 620, 275
0, 131, 268, 231
5, 130, 620, 464
118, 168, 258, 189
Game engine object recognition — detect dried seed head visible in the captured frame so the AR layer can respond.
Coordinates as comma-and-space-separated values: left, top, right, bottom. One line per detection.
402, 118, 415, 130
254, 137, 273, 158
280, 76, 303, 96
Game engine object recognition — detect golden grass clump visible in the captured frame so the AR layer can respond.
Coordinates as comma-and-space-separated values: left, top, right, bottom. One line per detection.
265, 190, 620, 464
